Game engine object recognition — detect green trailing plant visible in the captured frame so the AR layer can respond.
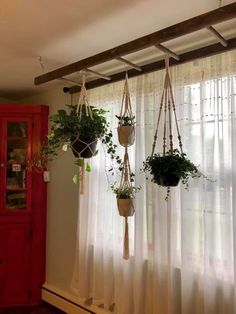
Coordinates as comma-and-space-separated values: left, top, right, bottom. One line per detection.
143, 149, 201, 200
116, 115, 135, 126
111, 184, 141, 199
46, 105, 107, 153
40, 104, 122, 182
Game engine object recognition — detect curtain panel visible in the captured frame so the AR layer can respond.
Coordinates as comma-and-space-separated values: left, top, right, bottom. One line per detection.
71, 50, 236, 314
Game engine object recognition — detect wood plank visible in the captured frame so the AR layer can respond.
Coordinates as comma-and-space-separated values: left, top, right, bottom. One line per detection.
84, 68, 111, 80
116, 57, 142, 71
58, 78, 81, 86
206, 26, 228, 47
68, 37, 236, 94
34, 3, 236, 85
155, 44, 180, 61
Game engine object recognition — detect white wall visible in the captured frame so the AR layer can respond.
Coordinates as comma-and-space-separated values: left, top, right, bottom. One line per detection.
19, 84, 79, 293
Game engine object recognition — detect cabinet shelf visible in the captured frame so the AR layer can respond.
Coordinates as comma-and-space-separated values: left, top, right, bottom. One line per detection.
6, 188, 27, 191
7, 136, 28, 140
7, 161, 27, 166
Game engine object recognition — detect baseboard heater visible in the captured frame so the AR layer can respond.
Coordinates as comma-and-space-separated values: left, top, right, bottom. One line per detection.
42, 285, 96, 314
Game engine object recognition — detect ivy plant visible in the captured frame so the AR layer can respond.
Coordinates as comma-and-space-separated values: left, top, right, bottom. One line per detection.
40, 104, 122, 182
143, 149, 201, 200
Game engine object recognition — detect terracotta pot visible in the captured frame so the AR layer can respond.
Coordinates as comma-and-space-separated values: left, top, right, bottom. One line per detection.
117, 198, 134, 217
71, 137, 97, 158
117, 126, 135, 147
155, 174, 180, 187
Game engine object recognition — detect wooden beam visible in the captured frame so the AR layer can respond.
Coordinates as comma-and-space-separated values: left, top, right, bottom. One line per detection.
84, 68, 111, 80
155, 44, 180, 61
206, 26, 228, 47
34, 3, 236, 85
68, 37, 236, 94
115, 57, 142, 71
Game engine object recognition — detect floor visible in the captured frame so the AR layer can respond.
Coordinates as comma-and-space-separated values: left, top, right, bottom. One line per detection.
0, 302, 66, 314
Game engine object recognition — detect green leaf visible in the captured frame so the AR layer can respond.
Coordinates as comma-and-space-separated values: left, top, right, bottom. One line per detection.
62, 144, 68, 151
74, 158, 84, 167
58, 109, 67, 116
51, 114, 60, 122
86, 162, 91, 172
93, 149, 99, 157
73, 174, 80, 184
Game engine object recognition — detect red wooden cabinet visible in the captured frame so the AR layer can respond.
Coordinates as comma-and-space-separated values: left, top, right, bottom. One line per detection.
0, 104, 48, 306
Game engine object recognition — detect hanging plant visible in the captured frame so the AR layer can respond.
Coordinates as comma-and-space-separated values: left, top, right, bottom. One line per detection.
40, 79, 121, 192
111, 150, 140, 259
143, 149, 200, 187
113, 72, 138, 259
143, 57, 201, 199
116, 74, 135, 147
111, 185, 140, 217
43, 105, 121, 179
46, 105, 107, 155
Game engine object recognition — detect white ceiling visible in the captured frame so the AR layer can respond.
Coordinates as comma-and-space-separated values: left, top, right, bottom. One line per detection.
0, 0, 235, 99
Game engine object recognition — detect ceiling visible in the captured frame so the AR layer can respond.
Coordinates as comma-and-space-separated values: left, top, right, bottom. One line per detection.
0, 0, 235, 100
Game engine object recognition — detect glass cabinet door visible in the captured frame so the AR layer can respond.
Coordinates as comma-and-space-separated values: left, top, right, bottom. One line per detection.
1, 119, 32, 212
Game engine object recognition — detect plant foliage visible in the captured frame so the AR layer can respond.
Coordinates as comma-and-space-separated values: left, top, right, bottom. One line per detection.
45, 105, 107, 155
143, 149, 201, 198
41, 104, 122, 180
111, 184, 141, 199
116, 115, 135, 126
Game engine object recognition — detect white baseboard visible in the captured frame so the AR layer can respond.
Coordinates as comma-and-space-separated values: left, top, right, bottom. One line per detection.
42, 284, 109, 314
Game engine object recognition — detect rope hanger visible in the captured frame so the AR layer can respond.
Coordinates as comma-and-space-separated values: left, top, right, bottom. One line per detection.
151, 55, 183, 157
73, 74, 97, 194
119, 72, 134, 121
117, 72, 135, 260
76, 75, 93, 119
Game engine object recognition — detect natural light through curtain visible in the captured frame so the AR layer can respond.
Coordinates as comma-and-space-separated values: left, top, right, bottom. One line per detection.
71, 50, 236, 314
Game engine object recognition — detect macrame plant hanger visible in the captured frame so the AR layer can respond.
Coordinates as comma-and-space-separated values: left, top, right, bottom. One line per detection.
151, 55, 183, 181
117, 72, 135, 260
76, 75, 93, 120
119, 73, 133, 124
119, 148, 134, 259
117, 72, 135, 147
73, 75, 94, 194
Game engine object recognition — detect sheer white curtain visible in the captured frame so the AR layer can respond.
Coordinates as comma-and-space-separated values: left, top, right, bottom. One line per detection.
71, 50, 236, 314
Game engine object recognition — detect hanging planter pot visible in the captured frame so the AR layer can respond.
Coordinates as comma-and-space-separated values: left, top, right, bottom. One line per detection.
144, 151, 195, 188
113, 73, 138, 259
40, 75, 120, 195
156, 174, 180, 187
111, 152, 140, 260
143, 56, 201, 199
117, 125, 135, 147
144, 150, 201, 201
117, 198, 134, 217
71, 136, 98, 158
112, 183, 140, 260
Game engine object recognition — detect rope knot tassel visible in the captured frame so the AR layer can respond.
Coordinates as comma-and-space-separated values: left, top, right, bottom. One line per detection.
123, 217, 129, 259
